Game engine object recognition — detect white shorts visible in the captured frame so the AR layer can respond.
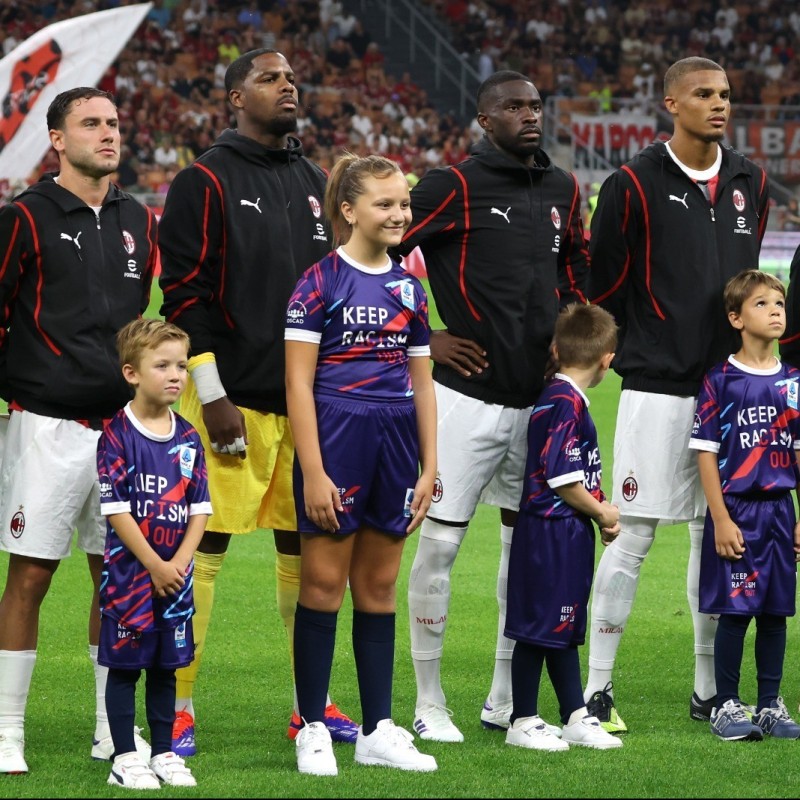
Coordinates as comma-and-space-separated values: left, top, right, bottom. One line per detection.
430, 382, 531, 522
0, 410, 105, 559
612, 390, 706, 524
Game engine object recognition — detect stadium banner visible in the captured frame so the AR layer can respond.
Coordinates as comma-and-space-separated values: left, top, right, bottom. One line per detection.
0, 3, 152, 181
571, 114, 658, 168
730, 120, 800, 185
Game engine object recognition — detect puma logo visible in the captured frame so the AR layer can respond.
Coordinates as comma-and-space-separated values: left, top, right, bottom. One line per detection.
491, 206, 511, 223
60, 231, 82, 249
240, 198, 262, 213
669, 193, 688, 209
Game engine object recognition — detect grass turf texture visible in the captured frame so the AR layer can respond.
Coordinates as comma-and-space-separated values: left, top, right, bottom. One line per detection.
2, 282, 800, 797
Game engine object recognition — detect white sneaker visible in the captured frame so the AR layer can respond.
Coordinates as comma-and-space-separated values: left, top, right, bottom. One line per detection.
562, 715, 623, 749
0, 727, 27, 774
107, 751, 160, 790
149, 751, 196, 786
355, 719, 437, 771
482, 699, 563, 738
505, 716, 569, 751
92, 726, 151, 762
413, 702, 464, 742
296, 720, 338, 776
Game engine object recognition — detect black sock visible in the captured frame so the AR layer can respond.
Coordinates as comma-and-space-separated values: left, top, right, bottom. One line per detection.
294, 603, 338, 724
353, 609, 395, 735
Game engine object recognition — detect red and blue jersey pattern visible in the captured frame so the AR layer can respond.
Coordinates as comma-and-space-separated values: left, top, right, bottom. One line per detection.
97, 404, 212, 633
520, 375, 604, 518
285, 248, 430, 401
690, 356, 800, 495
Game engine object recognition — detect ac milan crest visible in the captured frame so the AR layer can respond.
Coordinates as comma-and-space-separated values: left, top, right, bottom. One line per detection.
550, 206, 561, 229
432, 477, 443, 503
732, 189, 745, 212
122, 230, 135, 254
621, 476, 638, 502
308, 195, 321, 218
10, 509, 25, 538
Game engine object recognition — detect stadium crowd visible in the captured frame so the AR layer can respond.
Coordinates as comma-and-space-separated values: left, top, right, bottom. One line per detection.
1, 0, 800, 206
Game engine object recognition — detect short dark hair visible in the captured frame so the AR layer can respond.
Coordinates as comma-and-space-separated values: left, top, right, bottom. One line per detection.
663, 57, 725, 96
46, 87, 115, 131
723, 269, 785, 315
476, 70, 533, 111
225, 48, 279, 93
554, 303, 618, 369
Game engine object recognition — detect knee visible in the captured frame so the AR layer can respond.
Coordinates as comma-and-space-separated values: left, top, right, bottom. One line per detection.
3, 559, 56, 607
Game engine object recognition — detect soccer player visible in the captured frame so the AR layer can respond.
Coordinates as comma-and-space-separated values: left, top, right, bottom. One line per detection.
396, 70, 589, 742
99, 319, 211, 788
286, 154, 437, 776
586, 57, 771, 731
505, 303, 622, 753
0, 87, 158, 774
158, 48, 357, 756
690, 270, 800, 742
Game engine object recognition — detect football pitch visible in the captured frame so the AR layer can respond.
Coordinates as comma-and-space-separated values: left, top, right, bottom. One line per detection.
2, 286, 800, 797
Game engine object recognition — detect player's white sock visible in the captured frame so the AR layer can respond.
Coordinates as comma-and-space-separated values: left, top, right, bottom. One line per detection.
688, 517, 716, 700
0, 650, 36, 731
486, 524, 514, 707
175, 697, 195, 717
408, 520, 464, 709
88, 644, 110, 740
585, 517, 656, 701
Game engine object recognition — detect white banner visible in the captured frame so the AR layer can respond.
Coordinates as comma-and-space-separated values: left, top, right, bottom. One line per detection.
0, 3, 152, 181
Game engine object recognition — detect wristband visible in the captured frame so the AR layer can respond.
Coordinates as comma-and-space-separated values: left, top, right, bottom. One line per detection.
188, 357, 227, 405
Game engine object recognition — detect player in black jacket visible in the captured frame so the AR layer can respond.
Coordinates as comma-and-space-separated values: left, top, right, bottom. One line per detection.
158, 49, 358, 755
584, 57, 771, 733
0, 88, 157, 775
397, 70, 589, 743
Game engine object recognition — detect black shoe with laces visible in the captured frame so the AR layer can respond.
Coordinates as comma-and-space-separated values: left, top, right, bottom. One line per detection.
690, 692, 716, 722
585, 681, 627, 734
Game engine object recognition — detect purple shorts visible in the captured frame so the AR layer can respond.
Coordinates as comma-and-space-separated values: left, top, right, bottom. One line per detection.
294, 395, 419, 536
699, 492, 797, 617
98, 615, 195, 670
505, 513, 595, 648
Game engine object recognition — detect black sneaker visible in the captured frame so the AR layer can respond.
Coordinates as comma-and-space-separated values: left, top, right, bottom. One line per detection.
585, 682, 627, 733
690, 692, 716, 722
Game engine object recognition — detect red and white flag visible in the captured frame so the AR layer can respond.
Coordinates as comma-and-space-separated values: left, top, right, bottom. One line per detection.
0, 3, 152, 181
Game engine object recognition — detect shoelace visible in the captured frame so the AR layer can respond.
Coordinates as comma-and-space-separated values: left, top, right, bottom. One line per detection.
378, 721, 414, 748
722, 701, 750, 723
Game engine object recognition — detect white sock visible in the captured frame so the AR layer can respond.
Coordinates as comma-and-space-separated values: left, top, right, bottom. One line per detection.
585, 517, 656, 702
407, 520, 464, 709
89, 645, 110, 740
688, 517, 717, 699
175, 697, 195, 717
487, 524, 514, 707
0, 650, 36, 731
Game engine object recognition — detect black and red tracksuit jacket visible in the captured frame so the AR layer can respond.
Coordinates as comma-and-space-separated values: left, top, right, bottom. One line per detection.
0, 175, 157, 419
158, 130, 330, 415
589, 141, 770, 397
397, 137, 589, 409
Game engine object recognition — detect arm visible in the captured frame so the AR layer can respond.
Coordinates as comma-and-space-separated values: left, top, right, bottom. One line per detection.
407, 355, 437, 533
555, 482, 619, 535
779, 244, 800, 368
159, 168, 247, 457
106, 512, 189, 597
588, 171, 637, 324
169, 513, 209, 576
0, 204, 27, 399
696, 450, 744, 560
429, 329, 488, 378
285, 339, 342, 532
557, 173, 590, 307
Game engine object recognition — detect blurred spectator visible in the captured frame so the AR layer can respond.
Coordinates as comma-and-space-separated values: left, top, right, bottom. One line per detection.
782, 196, 800, 232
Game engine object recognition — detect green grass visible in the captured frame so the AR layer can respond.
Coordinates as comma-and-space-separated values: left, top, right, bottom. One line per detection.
3, 283, 800, 797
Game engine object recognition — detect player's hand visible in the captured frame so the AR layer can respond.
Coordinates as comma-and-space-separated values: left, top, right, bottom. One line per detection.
149, 560, 186, 597
714, 518, 745, 561
406, 473, 434, 534
202, 396, 248, 459
303, 470, 342, 533
429, 329, 488, 378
